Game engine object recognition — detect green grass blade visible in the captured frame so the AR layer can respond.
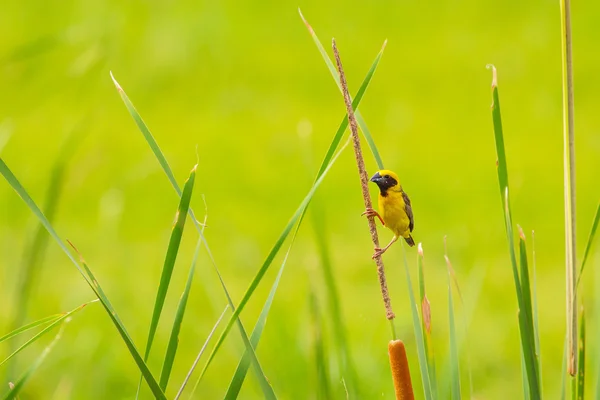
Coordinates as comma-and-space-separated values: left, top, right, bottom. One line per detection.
111, 74, 274, 398
577, 308, 585, 400
2, 319, 68, 400
417, 244, 438, 398
299, 8, 385, 169
224, 231, 291, 399
0, 300, 96, 368
577, 202, 600, 288
532, 231, 542, 386
309, 289, 331, 400
142, 165, 196, 364
192, 36, 383, 384
197, 137, 350, 386
12, 129, 83, 337
401, 245, 433, 400
110, 72, 180, 196
447, 268, 461, 400
159, 237, 202, 391
0, 158, 166, 399
518, 227, 541, 388
561, 336, 567, 400
161, 204, 208, 392
311, 203, 359, 397
486, 65, 541, 399
174, 306, 229, 400
0, 314, 62, 344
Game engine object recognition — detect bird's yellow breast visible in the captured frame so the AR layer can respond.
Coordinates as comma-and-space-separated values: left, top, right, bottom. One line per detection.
379, 190, 411, 238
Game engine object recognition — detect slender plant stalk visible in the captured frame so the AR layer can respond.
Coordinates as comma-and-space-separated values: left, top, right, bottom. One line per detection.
559, 0, 577, 376
331, 39, 395, 324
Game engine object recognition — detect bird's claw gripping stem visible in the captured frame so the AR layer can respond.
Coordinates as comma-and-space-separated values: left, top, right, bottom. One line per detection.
362, 207, 385, 226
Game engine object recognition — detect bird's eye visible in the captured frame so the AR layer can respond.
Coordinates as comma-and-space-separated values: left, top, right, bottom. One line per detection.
384, 175, 390, 179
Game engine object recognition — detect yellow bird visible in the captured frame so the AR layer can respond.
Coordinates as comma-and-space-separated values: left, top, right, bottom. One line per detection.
362, 169, 415, 258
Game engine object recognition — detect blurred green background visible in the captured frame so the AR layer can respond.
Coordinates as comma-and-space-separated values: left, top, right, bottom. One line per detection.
1, 0, 600, 398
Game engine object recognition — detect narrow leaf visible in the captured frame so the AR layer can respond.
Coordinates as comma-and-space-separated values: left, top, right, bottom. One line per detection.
299, 8, 385, 169
0, 301, 96, 368
417, 244, 437, 398
175, 306, 229, 400
2, 320, 68, 400
487, 65, 541, 398
577, 308, 585, 400
577, 202, 600, 287
197, 137, 351, 386
111, 74, 274, 398
0, 314, 62, 344
447, 271, 461, 400
143, 165, 196, 364
0, 158, 166, 399
402, 246, 433, 400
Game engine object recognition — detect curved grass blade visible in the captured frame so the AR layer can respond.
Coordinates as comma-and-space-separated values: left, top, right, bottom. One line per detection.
447, 270, 461, 400
175, 305, 229, 400
159, 236, 202, 390
224, 219, 299, 399
401, 245, 433, 400
2, 319, 68, 400
0, 314, 61, 344
0, 158, 166, 399
142, 164, 196, 370
110, 74, 274, 399
0, 300, 96, 368
577, 202, 600, 288
196, 137, 350, 387
532, 231, 542, 383
311, 204, 359, 397
299, 8, 385, 169
309, 289, 331, 400
417, 244, 438, 398
577, 308, 585, 400
486, 65, 540, 399
12, 128, 83, 369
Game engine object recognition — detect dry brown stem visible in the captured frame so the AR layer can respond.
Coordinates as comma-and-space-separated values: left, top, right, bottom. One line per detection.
331, 39, 394, 320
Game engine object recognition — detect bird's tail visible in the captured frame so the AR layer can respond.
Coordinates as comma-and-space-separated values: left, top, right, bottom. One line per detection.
404, 235, 415, 247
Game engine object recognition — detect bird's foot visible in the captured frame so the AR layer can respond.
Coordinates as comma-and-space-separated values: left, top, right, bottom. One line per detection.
361, 208, 385, 225
372, 247, 387, 259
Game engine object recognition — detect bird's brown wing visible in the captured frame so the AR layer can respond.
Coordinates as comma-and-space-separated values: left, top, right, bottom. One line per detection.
402, 190, 414, 232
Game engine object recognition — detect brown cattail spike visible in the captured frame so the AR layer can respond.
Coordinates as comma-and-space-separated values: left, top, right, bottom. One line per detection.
388, 340, 414, 400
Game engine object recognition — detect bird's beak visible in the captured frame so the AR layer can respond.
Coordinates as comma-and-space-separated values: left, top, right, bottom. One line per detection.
370, 171, 382, 183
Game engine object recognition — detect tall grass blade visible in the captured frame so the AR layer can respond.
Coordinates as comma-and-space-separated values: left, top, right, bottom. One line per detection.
194, 33, 384, 383
447, 269, 461, 400
577, 308, 585, 400
141, 164, 196, 371
224, 236, 292, 400
532, 231, 542, 387
161, 203, 207, 391
559, 0, 577, 375
159, 237, 202, 391
13, 129, 82, 337
518, 227, 541, 389
486, 65, 541, 399
311, 204, 359, 396
417, 244, 437, 398
2, 320, 68, 400
577, 202, 600, 288
299, 8, 385, 170
175, 306, 228, 400
0, 315, 61, 344
0, 158, 166, 399
402, 246, 433, 400
309, 289, 331, 400
111, 74, 274, 398
197, 137, 350, 386
0, 300, 96, 368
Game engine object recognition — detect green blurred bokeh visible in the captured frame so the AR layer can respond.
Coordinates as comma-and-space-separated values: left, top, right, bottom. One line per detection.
1, 0, 599, 398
